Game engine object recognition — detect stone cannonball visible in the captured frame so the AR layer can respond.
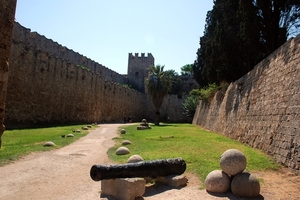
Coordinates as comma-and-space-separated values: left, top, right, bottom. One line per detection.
120, 129, 126, 134
205, 170, 230, 193
122, 140, 131, 145
44, 141, 55, 147
231, 172, 260, 198
116, 146, 130, 155
220, 149, 246, 176
127, 155, 144, 163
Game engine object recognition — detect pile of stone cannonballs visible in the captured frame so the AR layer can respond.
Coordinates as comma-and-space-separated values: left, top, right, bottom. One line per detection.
205, 149, 260, 198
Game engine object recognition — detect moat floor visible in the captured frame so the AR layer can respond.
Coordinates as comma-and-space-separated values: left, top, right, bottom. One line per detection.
0, 124, 299, 200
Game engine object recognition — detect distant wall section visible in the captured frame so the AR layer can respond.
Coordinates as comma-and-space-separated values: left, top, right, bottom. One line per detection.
6, 22, 191, 127
5, 24, 151, 128
12, 22, 128, 84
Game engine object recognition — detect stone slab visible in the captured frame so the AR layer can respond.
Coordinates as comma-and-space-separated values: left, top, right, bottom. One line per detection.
101, 178, 146, 200
155, 174, 188, 187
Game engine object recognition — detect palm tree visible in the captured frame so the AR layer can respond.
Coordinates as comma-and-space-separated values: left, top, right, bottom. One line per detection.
145, 65, 172, 125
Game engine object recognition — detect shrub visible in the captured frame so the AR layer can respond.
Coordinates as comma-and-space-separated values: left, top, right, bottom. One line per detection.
182, 95, 199, 117
190, 83, 223, 103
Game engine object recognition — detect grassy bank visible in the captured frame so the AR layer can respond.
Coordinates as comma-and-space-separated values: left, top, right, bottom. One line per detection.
108, 123, 279, 184
0, 124, 94, 166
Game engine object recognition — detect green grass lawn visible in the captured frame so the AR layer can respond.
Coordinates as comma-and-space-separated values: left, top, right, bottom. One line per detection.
1, 123, 279, 187
108, 123, 279, 185
0, 124, 94, 166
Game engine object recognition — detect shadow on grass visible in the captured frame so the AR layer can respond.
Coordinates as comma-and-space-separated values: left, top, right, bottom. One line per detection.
151, 124, 178, 127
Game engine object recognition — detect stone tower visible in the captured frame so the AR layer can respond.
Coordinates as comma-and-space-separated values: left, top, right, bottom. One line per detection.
127, 53, 154, 92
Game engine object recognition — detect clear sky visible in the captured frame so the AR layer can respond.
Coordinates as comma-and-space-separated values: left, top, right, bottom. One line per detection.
15, 0, 214, 75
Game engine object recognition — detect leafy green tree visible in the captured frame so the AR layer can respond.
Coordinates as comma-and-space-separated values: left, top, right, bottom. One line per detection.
145, 65, 172, 125
164, 69, 182, 95
180, 64, 194, 76
182, 95, 199, 117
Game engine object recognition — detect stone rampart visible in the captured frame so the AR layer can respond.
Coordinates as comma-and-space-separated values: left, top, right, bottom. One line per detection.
5, 23, 189, 127
5, 40, 150, 127
160, 94, 192, 123
193, 35, 300, 174
12, 22, 127, 84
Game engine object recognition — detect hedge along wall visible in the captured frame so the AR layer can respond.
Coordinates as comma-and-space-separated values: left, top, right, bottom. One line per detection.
193, 35, 300, 174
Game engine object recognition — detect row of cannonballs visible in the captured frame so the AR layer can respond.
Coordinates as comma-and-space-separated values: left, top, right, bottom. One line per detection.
115, 128, 145, 163
205, 149, 260, 198
43, 125, 94, 147
115, 129, 131, 155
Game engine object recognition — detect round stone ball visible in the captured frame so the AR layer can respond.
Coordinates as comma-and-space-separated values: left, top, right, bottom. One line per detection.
44, 141, 55, 147
231, 172, 260, 198
116, 146, 130, 155
127, 155, 144, 163
120, 129, 126, 134
205, 170, 230, 193
220, 149, 246, 176
122, 140, 131, 145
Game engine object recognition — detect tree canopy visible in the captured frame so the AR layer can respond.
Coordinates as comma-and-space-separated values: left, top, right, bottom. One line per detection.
194, 0, 300, 86
180, 64, 194, 76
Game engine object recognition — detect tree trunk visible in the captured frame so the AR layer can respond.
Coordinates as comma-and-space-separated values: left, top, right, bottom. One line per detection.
154, 111, 160, 125
90, 158, 186, 181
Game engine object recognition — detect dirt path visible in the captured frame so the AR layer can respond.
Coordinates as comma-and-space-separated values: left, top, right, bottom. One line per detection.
0, 124, 299, 200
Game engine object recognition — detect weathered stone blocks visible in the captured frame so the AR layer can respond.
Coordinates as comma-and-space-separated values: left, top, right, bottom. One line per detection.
155, 174, 188, 188
101, 178, 146, 200
192, 35, 300, 174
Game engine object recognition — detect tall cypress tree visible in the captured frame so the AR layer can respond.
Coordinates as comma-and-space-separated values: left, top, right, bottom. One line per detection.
255, 0, 300, 54
194, 0, 300, 86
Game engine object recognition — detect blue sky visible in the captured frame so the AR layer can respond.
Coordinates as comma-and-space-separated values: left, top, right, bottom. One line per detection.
15, 0, 214, 75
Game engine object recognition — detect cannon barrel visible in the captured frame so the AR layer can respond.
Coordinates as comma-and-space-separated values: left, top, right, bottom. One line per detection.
90, 157, 186, 181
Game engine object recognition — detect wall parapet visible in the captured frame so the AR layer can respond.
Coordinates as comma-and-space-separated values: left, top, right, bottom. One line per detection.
12, 22, 128, 84
193, 34, 300, 175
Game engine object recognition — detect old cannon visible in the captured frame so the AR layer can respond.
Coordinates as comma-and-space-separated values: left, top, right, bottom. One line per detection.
90, 157, 186, 181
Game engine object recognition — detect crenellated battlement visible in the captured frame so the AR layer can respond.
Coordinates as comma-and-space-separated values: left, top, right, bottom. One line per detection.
129, 53, 154, 59
127, 52, 155, 92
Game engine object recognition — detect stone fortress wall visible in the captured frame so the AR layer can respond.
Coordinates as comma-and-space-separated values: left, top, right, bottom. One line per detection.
12, 22, 127, 84
5, 22, 188, 128
193, 35, 300, 174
